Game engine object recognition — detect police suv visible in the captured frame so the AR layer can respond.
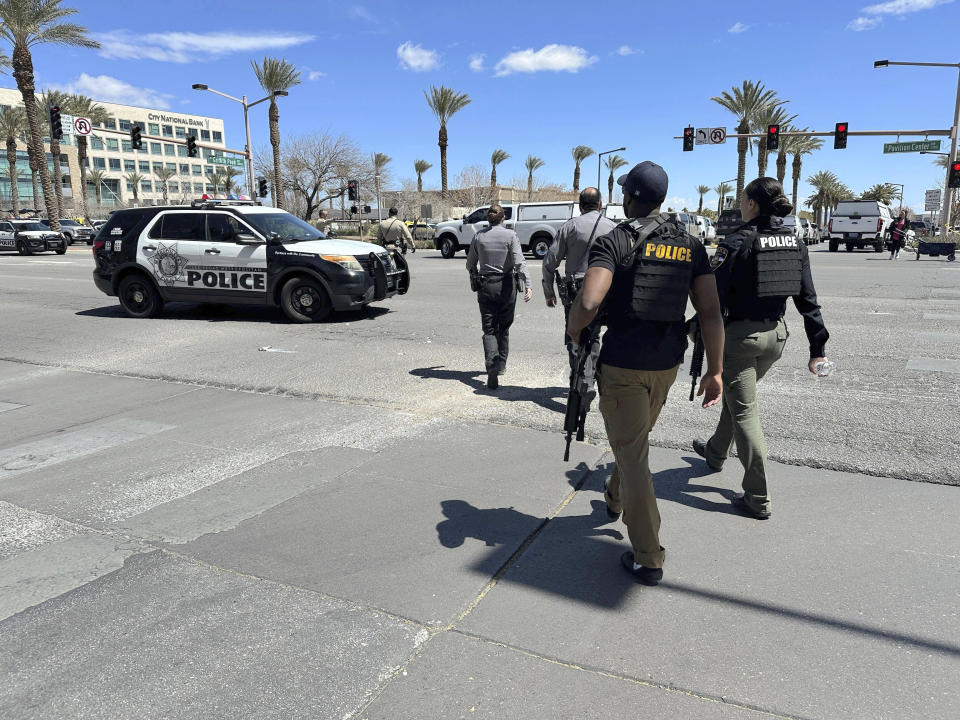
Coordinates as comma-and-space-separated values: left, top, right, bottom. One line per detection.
91, 200, 410, 322
0, 219, 67, 255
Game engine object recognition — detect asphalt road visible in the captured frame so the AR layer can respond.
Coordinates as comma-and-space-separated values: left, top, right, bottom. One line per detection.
0, 241, 957, 484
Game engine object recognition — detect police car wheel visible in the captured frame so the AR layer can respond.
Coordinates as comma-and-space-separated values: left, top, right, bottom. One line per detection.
55, 244, 67, 255
118, 275, 163, 319
281, 276, 332, 323
16, 241, 31, 256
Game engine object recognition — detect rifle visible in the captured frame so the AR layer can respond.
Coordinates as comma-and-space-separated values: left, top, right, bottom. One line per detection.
688, 323, 705, 402
554, 270, 569, 307
564, 329, 599, 461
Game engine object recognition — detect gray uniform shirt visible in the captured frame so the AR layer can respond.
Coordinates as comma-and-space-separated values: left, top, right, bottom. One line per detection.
542, 210, 616, 300
466, 224, 531, 287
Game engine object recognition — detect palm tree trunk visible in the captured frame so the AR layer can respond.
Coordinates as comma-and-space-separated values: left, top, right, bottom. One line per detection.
573, 163, 581, 194
30, 163, 39, 211
776, 151, 787, 185
607, 171, 614, 204
417, 173, 423, 193
791, 155, 802, 212
736, 120, 749, 200
698, 194, 704, 213
6, 138, 19, 216
50, 136, 64, 218
490, 164, 496, 188
757, 144, 767, 179
527, 172, 533, 201
438, 125, 448, 204
12, 45, 58, 229
77, 136, 89, 220
133, 187, 139, 203
269, 98, 283, 209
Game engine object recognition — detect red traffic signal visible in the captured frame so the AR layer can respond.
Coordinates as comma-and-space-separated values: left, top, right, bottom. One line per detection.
682, 126, 694, 152
834, 122, 848, 149
766, 124, 780, 151
347, 179, 358, 200
949, 161, 960, 189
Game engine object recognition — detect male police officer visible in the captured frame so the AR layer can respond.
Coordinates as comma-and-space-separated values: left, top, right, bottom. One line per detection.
377, 207, 415, 252
467, 204, 532, 389
567, 161, 725, 585
543, 187, 616, 368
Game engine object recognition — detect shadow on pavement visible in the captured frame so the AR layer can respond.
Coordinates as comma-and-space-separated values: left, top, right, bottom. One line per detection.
76, 304, 391, 324
410, 365, 566, 412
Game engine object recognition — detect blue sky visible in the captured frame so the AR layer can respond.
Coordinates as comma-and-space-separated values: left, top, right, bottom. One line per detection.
22, 0, 960, 214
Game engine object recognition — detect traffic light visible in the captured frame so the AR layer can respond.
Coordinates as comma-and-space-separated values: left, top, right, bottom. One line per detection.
834, 122, 848, 150
257, 176, 268, 197
49, 105, 62, 140
130, 124, 142, 150
766, 124, 780, 151
363, 205, 371, 214
349, 205, 358, 215
683, 126, 694, 152
949, 160, 960, 189
186, 135, 198, 158
347, 179, 358, 201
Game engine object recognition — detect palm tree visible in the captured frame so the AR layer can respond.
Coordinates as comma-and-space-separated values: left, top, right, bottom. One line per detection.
37, 89, 73, 218
604, 154, 628, 204
752, 105, 796, 178
251, 57, 300, 209
862, 183, 898, 205
789, 135, 823, 211
0, 105, 26, 216
424, 84, 471, 203
413, 159, 431, 193
490, 148, 508, 188
696, 184, 711, 213
153, 167, 174, 204
714, 182, 733, 215
87, 168, 105, 207
205, 169, 223, 195
571, 145, 595, 194
711, 80, 782, 199
67, 93, 108, 221
775, 126, 799, 186
123, 171, 143, 204
806, 170, 852, 228
0, 0, 99, 229
524, 155, 544, 201
222, 167, 241, 196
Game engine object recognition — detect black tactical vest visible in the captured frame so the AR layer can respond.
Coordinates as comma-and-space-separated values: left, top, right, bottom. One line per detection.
753, 229, 801, 298
622, 222, 695, 323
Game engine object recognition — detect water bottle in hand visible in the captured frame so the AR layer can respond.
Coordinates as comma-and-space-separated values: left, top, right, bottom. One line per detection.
815, 360, 836, 377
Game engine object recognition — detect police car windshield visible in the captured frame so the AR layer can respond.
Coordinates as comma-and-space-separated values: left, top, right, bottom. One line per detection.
14, 222, 47, 231
244, 213, 323, 242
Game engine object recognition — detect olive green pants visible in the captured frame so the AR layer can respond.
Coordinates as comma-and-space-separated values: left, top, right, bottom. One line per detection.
704, 318, 788, 513
598, 363, 680, 569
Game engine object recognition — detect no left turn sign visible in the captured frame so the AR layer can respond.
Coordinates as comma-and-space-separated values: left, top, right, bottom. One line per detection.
73, 117, 91, 136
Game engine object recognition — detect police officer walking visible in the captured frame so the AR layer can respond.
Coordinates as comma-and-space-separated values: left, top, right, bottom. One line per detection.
377, 207, 415, 253
467, 204, 532, 389
567, 161, 725, 585
692, 177, 830, 520
543, 187, 616, 369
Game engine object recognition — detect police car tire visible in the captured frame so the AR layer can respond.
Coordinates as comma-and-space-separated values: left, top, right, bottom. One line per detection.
55, 244, 67, 255
280, 276, 332, 323
118, 274, 163, 319
16, 241, 31, 256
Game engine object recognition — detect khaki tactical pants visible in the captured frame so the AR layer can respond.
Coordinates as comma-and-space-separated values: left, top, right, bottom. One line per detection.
704, 318, 788, 514
599, 363, 679, 569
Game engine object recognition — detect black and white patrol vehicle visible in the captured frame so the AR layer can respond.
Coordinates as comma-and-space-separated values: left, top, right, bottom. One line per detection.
91, 200, 410, 322
0, 219, 67, 255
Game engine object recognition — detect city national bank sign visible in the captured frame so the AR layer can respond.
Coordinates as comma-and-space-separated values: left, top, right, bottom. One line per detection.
147, 113, 211, 130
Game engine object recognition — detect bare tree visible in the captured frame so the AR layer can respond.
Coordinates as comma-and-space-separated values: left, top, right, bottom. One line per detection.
450, 164, 494, 209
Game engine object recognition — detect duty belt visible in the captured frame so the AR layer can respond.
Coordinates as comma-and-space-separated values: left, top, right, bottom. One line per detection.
725, 315, 780, 324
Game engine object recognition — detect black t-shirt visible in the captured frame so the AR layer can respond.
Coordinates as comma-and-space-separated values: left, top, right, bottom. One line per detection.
589, 220, 711, 371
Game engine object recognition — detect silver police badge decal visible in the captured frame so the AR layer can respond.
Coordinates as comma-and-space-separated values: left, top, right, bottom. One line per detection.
149, 241, 189, 286
710, 246, 729, 270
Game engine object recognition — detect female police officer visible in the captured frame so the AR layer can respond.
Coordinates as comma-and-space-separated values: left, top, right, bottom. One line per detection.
692, 177, 830, 520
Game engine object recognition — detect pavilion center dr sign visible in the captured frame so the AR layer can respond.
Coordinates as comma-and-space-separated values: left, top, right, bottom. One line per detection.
883, 140, 941, 154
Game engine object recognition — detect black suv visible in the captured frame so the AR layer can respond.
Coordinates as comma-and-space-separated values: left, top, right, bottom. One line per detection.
91, 201, 410, 321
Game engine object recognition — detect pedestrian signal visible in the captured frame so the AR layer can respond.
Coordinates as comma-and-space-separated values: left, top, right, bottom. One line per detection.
683, 126, 694, 152
949, 161, 960, 189
363, 205, 371, 214
130, 124, 143, 150
834, 122, 848, 150
186, 135, 198, 158
767, 124, 779, 151
49, 106, 63, 140
347, 179, 358, 201
257, 176, 268, 197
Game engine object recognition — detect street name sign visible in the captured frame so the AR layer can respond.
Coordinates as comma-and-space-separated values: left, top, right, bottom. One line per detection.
925, 189, 941, 212
210, 155, 245, 167
883, 140, 941, 154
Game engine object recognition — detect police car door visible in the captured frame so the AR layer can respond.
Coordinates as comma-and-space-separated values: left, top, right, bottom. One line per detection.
0, 221, 14, 250
201, 212, 268, 302
139, 211, 207, 299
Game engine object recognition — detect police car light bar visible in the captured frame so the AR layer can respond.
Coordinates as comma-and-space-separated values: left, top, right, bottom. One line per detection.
190, 199, 263, 209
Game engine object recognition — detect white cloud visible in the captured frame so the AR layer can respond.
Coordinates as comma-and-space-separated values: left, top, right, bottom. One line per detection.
494, 44, 597, 77
847, 15, 883, 29
95, 30, 314, 63
348, 5, 376, 22
861, 0, 952, 14
396, 41, 439, 72
616, 45, 638, 56
57, 73, 174, 109
663, 196, 693, 212
307, 70, 326, 81
728, 22, 749, 34
469, 53, 485, 72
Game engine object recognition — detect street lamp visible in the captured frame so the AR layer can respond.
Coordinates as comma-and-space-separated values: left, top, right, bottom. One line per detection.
718, 177, 737, 213
191, 84, 289, 203
597, 147, 627, 192
875, 58, 960, 236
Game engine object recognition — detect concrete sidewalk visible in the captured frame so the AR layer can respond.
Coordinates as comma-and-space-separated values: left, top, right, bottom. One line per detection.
0, 365, 958, 719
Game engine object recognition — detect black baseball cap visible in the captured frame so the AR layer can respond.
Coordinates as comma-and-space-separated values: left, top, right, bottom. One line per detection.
617, 161, 668, 206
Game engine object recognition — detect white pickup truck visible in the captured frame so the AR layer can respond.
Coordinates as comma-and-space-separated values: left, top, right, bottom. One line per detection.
827, 200, 893, 253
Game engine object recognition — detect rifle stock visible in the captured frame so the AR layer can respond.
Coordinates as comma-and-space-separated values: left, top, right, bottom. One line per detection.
563, 333, 592, 461
689, 329, 705, 402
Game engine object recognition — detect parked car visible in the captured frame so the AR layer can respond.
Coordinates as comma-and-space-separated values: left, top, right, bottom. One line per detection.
39, 218, 94, 245
663, 211, 699, 238
716, 209, 743, 240
405, 221, 436, 242
909, 220, 932, 238
827, 200, 893, 253
0, 219, 67, 255
798, 218, 814, 245
433, 201, 579, 259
